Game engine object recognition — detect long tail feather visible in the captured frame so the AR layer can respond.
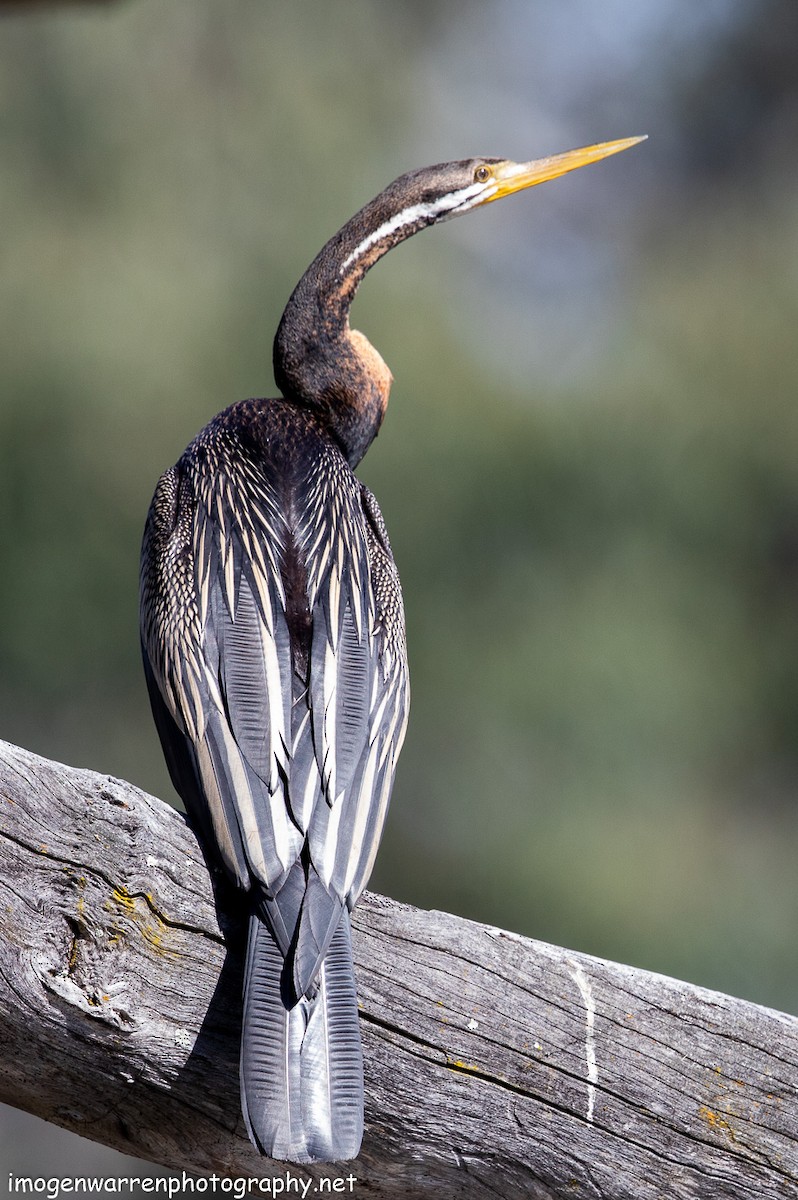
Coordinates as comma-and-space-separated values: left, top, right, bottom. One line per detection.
240, 910, 363, 1163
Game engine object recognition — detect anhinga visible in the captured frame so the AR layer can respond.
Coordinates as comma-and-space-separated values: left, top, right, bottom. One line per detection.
140, 135, 643, 1164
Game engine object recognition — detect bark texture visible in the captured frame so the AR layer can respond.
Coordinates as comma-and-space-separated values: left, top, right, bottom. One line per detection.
0, 738, 795, 1198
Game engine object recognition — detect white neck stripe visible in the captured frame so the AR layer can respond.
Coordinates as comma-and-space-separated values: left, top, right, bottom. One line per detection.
341, 182, 489, 274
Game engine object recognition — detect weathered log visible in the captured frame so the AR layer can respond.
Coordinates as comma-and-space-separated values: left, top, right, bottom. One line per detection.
0, 737, 795, 1198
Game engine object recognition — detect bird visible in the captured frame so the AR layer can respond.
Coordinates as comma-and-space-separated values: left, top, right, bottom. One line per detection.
139, 135, 644, 1164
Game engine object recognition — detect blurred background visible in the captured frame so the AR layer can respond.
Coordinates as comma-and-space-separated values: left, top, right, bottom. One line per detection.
1, 0, 797, 1183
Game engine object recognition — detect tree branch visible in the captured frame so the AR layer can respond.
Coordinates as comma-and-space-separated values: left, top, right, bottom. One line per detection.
0, 738, 795, 1198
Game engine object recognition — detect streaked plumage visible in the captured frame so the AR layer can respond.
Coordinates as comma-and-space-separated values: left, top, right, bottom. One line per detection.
141, 398, 407, 1162
139, 137, 643, 1164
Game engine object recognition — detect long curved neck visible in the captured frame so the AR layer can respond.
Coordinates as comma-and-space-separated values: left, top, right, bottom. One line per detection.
273, 183, 436, 467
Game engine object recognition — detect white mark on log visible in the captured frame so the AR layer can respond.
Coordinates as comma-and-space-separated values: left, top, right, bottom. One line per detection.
570, 959, 598, 1123
103, 981, 130, 997
467, 1018, 478, 1031
41, 970, 94, 1012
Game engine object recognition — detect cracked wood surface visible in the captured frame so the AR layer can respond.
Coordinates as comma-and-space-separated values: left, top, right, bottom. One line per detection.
0, 737, 796, 1198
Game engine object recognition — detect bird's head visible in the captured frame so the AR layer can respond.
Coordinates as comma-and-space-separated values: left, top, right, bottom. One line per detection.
340, 136, 647, 274
275, 136, 646, 466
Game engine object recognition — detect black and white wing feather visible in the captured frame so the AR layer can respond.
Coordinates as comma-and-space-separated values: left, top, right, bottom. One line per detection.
141, 415, 409, 913
140, 405, 408, 1162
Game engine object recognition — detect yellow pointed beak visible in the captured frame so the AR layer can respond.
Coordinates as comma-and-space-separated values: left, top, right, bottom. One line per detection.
485, 135, 647, 203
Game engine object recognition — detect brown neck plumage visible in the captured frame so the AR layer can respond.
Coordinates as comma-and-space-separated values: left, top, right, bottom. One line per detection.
273, 178, 435, 467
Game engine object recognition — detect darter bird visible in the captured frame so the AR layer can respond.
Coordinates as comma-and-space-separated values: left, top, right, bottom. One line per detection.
139, 136, 644, 1163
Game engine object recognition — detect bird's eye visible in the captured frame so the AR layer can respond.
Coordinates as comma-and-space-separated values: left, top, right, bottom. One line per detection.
474, 165, 492, 184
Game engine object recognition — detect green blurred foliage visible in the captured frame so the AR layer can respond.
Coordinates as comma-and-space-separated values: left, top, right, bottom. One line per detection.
1, 0, 797, 1175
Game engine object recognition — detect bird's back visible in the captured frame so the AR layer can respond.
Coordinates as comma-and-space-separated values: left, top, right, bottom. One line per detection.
140, 394, 409, 1160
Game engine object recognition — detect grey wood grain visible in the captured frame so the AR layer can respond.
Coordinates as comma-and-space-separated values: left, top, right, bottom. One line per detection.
0, 738, 795, 1197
